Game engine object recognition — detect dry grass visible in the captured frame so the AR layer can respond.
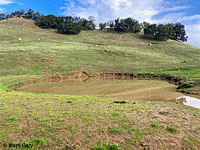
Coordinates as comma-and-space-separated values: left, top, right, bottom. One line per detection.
0, 90, 199, 149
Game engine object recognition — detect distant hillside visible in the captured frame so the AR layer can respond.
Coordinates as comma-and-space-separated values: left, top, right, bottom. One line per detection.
0, 18, 199, 80
0, 18, 199, 94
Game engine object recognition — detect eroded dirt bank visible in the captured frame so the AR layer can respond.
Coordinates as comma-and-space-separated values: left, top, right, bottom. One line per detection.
7, 71, 199, 103
10, 71, 194, 92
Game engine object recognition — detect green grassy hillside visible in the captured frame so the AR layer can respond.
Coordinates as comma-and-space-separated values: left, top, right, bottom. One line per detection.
0, 18, 200, 79
0, 18, 199, 150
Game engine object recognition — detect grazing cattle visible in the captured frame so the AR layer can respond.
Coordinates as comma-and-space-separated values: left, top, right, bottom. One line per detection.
149, 43, 158, 46
114, 101, 127, 104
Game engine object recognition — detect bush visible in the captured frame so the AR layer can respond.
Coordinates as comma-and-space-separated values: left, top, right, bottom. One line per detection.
144, 23, 187, 42
58, 22, 81, 35
35, 15, 60, 29
177, 82, 194, 89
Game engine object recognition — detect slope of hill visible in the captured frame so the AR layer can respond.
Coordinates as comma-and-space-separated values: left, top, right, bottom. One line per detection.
0, 18, 199, 149
0, 18, 200, 78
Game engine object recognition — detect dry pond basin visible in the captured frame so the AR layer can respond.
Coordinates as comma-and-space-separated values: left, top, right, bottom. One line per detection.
16, 79, 200, 109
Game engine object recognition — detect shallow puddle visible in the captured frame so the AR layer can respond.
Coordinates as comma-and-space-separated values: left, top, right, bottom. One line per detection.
17, 79, 200, 108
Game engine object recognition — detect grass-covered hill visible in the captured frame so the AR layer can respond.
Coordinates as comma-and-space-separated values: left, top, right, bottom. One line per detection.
1, 18, 200, 78
0, 18, 199, 149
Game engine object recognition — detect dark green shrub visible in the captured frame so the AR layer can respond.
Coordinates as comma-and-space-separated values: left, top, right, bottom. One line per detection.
177, 82, 194, 89
166, 126, 177, 133
58, 22, 81, 35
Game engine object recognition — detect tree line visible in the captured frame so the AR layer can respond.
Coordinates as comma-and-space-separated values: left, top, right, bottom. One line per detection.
142, 22, 188, 42
0, 9, 96, 34
0, 9, 188, 41
0, 9, 40, 20
99, 18, 141, 33
35, 15, 96, 34
99, 19, 187, 42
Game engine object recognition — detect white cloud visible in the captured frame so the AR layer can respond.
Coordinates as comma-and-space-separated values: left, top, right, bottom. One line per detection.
0, 0, 13, 13
153, 13, 200, 24
61, 0, 164, 23
160, 6, 191, 12
0, 0, 13, 5
0, 7, 3, 12
186, 23, 200, 47
61, 0, 192, 23
61, 0, 200, 47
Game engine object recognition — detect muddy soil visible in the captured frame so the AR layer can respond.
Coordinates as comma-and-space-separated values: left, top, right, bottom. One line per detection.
16, 79, 183, 101
14, 71, 200, 108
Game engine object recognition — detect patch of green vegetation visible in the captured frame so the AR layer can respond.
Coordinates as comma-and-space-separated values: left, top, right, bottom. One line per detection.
49, 113, 58, 117
130, 128, 138, 132
130, 128, 146, 135
132, 103, 149, 110
64, 111, 73, 115
178, 81, 200, 91
111, 112, 120, 117
0, 104, 7, 110
37, 117, 49, 122
108, 127, 124, 134
181, 135, 200, 150
166, 126, 177, 133
6, 116, 18, 122
178, 81, 195, 89
32, 138, 48, 146
129, 127, 149, 145
81, 115, 91, 122
40, 101, 53, 105
0, 129, 10, 139
57, 118, 65, 122
151, 123, 160, 128
92, 144, 119, 150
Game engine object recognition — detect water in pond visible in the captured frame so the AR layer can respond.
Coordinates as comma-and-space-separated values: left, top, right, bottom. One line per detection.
17, 79, 200, 109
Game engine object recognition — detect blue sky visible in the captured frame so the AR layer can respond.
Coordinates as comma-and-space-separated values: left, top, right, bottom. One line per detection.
0, 0, 200, 47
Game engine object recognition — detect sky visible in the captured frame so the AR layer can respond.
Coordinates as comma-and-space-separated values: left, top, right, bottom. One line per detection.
0, 0, 200, 47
